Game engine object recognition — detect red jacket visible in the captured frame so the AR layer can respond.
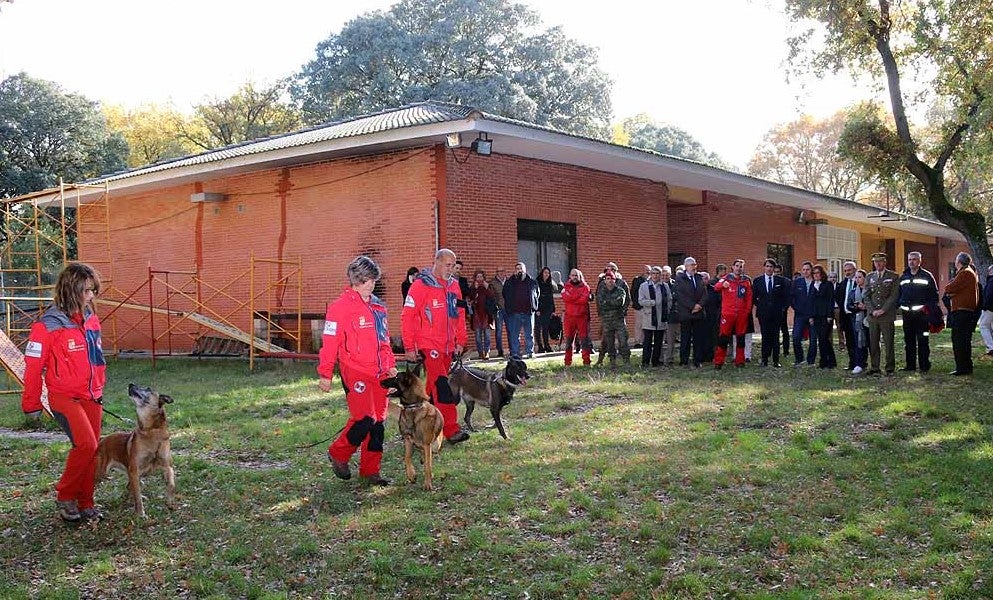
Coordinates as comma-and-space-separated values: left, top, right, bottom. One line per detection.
561, 280, 592, 319
318, 288, 396, 380
401, 269, 467, 353
22, 307, 106, 413
715, 274, 753, 317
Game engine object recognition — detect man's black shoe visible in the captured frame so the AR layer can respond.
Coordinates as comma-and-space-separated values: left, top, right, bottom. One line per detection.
900, 367, 916, 372
761, 361, 769, 367
950, 370, 972, 376
773, 362, 783, 368
329, 455, 352, 480
447, 430, 470, 445
867, 369, 881, 376
885, 370, 895, 376
360, 473, 391, 486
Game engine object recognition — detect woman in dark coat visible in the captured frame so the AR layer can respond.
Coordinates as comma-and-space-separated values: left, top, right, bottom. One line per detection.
401, 266, 419, 301
810, 264, 837, 368
534, 267, 562, 353
467, 270, 496, 359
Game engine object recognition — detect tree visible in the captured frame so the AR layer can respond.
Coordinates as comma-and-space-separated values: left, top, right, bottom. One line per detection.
104, 103, 200, 168
292, 0, 613, 139
178, 80, 301, 151
784, 0, 993, 270
748, 110, 874, 199
0, 73, 128, 199
615, 114, 730, 168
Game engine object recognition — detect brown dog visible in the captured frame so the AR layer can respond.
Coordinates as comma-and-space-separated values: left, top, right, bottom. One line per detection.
381, 364, 444, 490
94, 384, 176, 517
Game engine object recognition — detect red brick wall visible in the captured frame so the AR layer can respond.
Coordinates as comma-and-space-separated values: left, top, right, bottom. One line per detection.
79, 147, 438, 352
444, 151, 669, 342
668, 194, 817, 278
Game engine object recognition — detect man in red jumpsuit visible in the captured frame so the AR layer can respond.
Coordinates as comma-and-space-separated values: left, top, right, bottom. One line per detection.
401, 248, 470, 444
560, 268, 592, 366
319, 256, 398, 485
714, 258, 753, 369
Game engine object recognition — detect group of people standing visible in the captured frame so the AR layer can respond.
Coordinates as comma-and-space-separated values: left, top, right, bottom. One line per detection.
406, 261, 564, 361
549, 251, 984, 377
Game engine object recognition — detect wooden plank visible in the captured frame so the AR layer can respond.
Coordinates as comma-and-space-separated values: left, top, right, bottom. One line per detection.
0, 330, 50, 414
96, 299, 284, 353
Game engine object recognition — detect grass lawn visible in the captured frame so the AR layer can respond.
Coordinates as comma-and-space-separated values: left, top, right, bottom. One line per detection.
2, 332, 993, 599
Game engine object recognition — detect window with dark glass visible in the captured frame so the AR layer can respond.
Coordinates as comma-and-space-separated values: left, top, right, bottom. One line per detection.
767, 243, 794, 276
517, 220, 576, 279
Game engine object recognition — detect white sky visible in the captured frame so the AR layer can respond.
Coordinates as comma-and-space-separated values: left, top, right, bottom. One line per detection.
0, 0, 881, 169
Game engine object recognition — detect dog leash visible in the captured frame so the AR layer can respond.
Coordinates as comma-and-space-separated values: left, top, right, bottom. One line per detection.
100, 404, 136, 426
297, 423, 346, 450
451, 353, 497, 383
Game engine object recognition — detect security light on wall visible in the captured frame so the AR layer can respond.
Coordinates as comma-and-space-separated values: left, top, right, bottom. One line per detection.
471, 133, 492, 156
445, 133, 461, 148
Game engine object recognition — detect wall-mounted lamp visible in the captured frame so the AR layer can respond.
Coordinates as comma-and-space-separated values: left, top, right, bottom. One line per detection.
445, 133, 461, 148
471, 133, 492, 156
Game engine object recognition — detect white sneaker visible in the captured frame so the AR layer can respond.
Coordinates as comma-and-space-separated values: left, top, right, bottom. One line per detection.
852, 366, 864, 375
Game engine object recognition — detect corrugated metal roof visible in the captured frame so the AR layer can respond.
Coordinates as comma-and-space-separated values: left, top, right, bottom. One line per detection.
89, 101, 479, 184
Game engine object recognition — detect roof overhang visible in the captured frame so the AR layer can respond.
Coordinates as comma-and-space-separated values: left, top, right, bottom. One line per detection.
4, 109, 966, 243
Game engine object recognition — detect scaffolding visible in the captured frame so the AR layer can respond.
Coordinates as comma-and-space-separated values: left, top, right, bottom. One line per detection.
2, 180, 307, 386
95, 256, 304, 369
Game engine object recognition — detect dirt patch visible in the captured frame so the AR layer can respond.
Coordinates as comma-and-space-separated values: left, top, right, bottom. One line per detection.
0, 427, 66, 444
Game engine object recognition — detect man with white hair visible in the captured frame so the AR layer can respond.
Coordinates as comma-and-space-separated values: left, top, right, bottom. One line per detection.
673, 257, 707, 367
401, 249, 471, 444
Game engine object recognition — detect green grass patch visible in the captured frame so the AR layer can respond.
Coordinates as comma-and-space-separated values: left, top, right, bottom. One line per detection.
2, 336, 992, 597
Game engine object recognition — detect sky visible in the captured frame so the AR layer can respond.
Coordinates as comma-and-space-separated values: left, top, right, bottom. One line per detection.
0, 0, 879, 169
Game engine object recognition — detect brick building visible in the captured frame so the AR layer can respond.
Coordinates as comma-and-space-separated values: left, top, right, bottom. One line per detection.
17, 102, 971, 353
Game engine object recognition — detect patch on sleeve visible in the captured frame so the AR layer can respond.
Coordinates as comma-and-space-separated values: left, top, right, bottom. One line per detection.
323, 321, 338, 336
25, 341, 43, 358
404, 295, 416, 308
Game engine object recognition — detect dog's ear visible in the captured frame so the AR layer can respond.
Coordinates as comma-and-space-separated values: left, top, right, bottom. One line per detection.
409, 361, 423, 378
380, 377, 399, 390
159, 394, 174, 404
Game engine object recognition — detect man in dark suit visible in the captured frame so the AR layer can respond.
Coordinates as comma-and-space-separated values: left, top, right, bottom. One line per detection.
835, 261, 858, 370
791, 261, 817, 366
673, 256, 708, 367
753, 258, 789, 367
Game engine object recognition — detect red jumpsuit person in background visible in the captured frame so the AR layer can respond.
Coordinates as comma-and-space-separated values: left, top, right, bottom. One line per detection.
560, 268, 592, 366
401, 249, 470, 444
319, 256, 397, 485
714, 258, 754, 368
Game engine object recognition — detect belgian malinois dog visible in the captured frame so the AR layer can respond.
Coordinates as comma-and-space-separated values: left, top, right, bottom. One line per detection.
94, 384, 176, 518
381, 364, 445, 490
450, 356, 530, 439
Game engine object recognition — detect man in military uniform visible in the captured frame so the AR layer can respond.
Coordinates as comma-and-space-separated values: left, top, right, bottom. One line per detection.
864, 252, 900, 375
595, 272, 630, 366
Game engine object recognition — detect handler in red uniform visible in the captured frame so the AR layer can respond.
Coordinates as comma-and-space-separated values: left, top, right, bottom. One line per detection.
318, 255, 398, 485
401, 248, 470, 444
560, 268, 592, 366
22, 262, 107, 522
714, 258, 754, 368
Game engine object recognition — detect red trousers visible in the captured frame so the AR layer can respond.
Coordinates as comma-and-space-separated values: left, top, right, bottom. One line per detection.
329, 364, 388, 477
422, 350, 460, 439
715, 310, 750, 366
563, 315, 591, 365
49, 393, 102, 510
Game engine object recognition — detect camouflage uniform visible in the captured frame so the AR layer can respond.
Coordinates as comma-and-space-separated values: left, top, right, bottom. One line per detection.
864, 266, 900, 373
596, 284, 630, 363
